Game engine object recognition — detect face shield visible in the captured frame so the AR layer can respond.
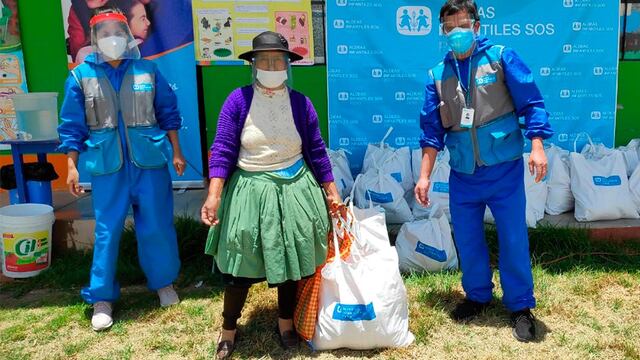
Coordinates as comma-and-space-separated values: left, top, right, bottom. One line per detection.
251, 51, 292, 89
90, 12, 141, 63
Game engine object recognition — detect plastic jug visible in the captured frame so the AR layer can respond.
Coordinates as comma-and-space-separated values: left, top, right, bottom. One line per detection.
11, 92, 59, 141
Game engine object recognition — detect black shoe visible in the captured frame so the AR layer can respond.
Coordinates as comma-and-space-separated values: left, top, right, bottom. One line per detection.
450, 299, 491, 322
511, 309, 536, 342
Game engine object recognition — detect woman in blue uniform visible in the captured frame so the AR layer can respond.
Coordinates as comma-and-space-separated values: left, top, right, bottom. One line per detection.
58, 7, 185, 331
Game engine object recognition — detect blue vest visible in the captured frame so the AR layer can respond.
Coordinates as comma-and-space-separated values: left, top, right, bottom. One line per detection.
71, 60, 171, 176
431, 45, 524, 174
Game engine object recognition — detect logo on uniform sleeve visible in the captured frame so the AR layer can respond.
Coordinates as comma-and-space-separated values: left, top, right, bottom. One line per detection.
132, 83, 153, 92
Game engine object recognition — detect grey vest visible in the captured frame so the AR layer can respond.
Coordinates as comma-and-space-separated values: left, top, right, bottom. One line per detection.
431, 45, 515, 131
71, 60, 157, 131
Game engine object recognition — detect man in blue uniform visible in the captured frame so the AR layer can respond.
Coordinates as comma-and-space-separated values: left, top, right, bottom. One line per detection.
415, 0, 553, 342
58, 7, 186, 331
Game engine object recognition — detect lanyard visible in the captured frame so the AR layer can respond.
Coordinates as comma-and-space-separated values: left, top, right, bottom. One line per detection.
452, 57, 473, 108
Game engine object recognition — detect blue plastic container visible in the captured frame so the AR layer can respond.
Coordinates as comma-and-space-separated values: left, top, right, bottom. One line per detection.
8, 181, 53, 206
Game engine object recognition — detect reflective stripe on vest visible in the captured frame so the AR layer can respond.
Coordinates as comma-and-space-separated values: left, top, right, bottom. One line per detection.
72, 60, 157, 131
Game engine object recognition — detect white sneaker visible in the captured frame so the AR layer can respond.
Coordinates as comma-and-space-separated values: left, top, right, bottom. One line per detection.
157, 284, 180, 307
91, 301, 113, 331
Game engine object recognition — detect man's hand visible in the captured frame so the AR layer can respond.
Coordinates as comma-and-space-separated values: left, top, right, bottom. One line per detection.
173, 150, 186, 176
414, 176, 431, 207
529, 137, 548, 183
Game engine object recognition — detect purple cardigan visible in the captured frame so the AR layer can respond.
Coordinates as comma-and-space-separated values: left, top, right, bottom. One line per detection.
208, 86, 334, 184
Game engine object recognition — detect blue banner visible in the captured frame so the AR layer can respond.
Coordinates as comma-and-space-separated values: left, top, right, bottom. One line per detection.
327, 0, 619, 174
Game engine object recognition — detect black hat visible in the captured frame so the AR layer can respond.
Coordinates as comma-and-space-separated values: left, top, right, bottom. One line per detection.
238, 31, 303, 62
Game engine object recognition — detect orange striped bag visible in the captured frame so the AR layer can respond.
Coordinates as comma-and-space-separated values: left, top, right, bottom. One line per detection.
294, 205, 352, 342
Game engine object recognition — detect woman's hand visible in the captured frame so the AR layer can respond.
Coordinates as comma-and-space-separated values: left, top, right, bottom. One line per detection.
322, 181, 345, 218
414, 176, 431, 208
529, 137, 548, 183
201, 195, 221, 226
66, 151, 84, 197
67, 166, 84, 197
173, 150, 186, 176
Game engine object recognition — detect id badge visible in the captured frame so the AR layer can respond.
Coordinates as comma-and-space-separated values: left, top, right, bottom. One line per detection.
460, 107, 475, 128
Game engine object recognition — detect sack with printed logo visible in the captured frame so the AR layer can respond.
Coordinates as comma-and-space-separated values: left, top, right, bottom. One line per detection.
630, 165, 640, 211
353, 170, 413, 224
617, 139, 640, 177
545, 144, 574, 215
484, 154, 547, 228
412, 148, 451, 221
523, 153, 548, 226
312, 214, 414, 350
570, 134, 639, 221
294, 203, 352, 342
396, 205, 458, 273
328, 148, 355, 200
412, 148, 422, 184
362, 127, 413, 192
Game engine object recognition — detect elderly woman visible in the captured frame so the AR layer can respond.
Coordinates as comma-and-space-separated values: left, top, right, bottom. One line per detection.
201, 31, 340, 359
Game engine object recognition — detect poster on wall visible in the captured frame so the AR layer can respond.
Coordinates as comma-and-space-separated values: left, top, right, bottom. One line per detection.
0, 0, 28, 149
622, 1, 640, 59
327, 0, 620, 174
192, 0, 314, 65
60, 0, 204, 185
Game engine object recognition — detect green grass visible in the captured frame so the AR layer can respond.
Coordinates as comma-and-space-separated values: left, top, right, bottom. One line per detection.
1, 218, 639, 359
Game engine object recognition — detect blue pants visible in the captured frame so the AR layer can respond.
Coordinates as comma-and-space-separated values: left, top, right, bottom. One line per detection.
81, 163, 180, 304
449, 158, 535, 312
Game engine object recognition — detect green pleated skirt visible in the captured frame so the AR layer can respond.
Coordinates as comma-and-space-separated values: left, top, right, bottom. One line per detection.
205, 164, 330, 285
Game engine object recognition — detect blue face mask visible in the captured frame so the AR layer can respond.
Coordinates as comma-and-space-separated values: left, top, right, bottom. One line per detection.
446, 27, 476, 55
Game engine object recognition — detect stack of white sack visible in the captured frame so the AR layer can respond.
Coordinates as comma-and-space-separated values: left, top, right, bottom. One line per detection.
362, 127, 413, 193
328, 148, 355, 200
569, 133, 639, 221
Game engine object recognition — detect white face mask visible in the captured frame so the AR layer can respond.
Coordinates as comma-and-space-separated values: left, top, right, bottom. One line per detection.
97, 36, 128, 60
256, 69, 288, 89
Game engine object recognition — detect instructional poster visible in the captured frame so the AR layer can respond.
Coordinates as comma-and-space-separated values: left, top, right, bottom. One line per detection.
622, 2, 640, 59
192, 0, 314, 65
0, 0, 27, 147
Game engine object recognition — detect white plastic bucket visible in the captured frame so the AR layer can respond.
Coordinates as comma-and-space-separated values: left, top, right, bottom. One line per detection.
0, 204, 55, 278
11, 92, 59, 141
